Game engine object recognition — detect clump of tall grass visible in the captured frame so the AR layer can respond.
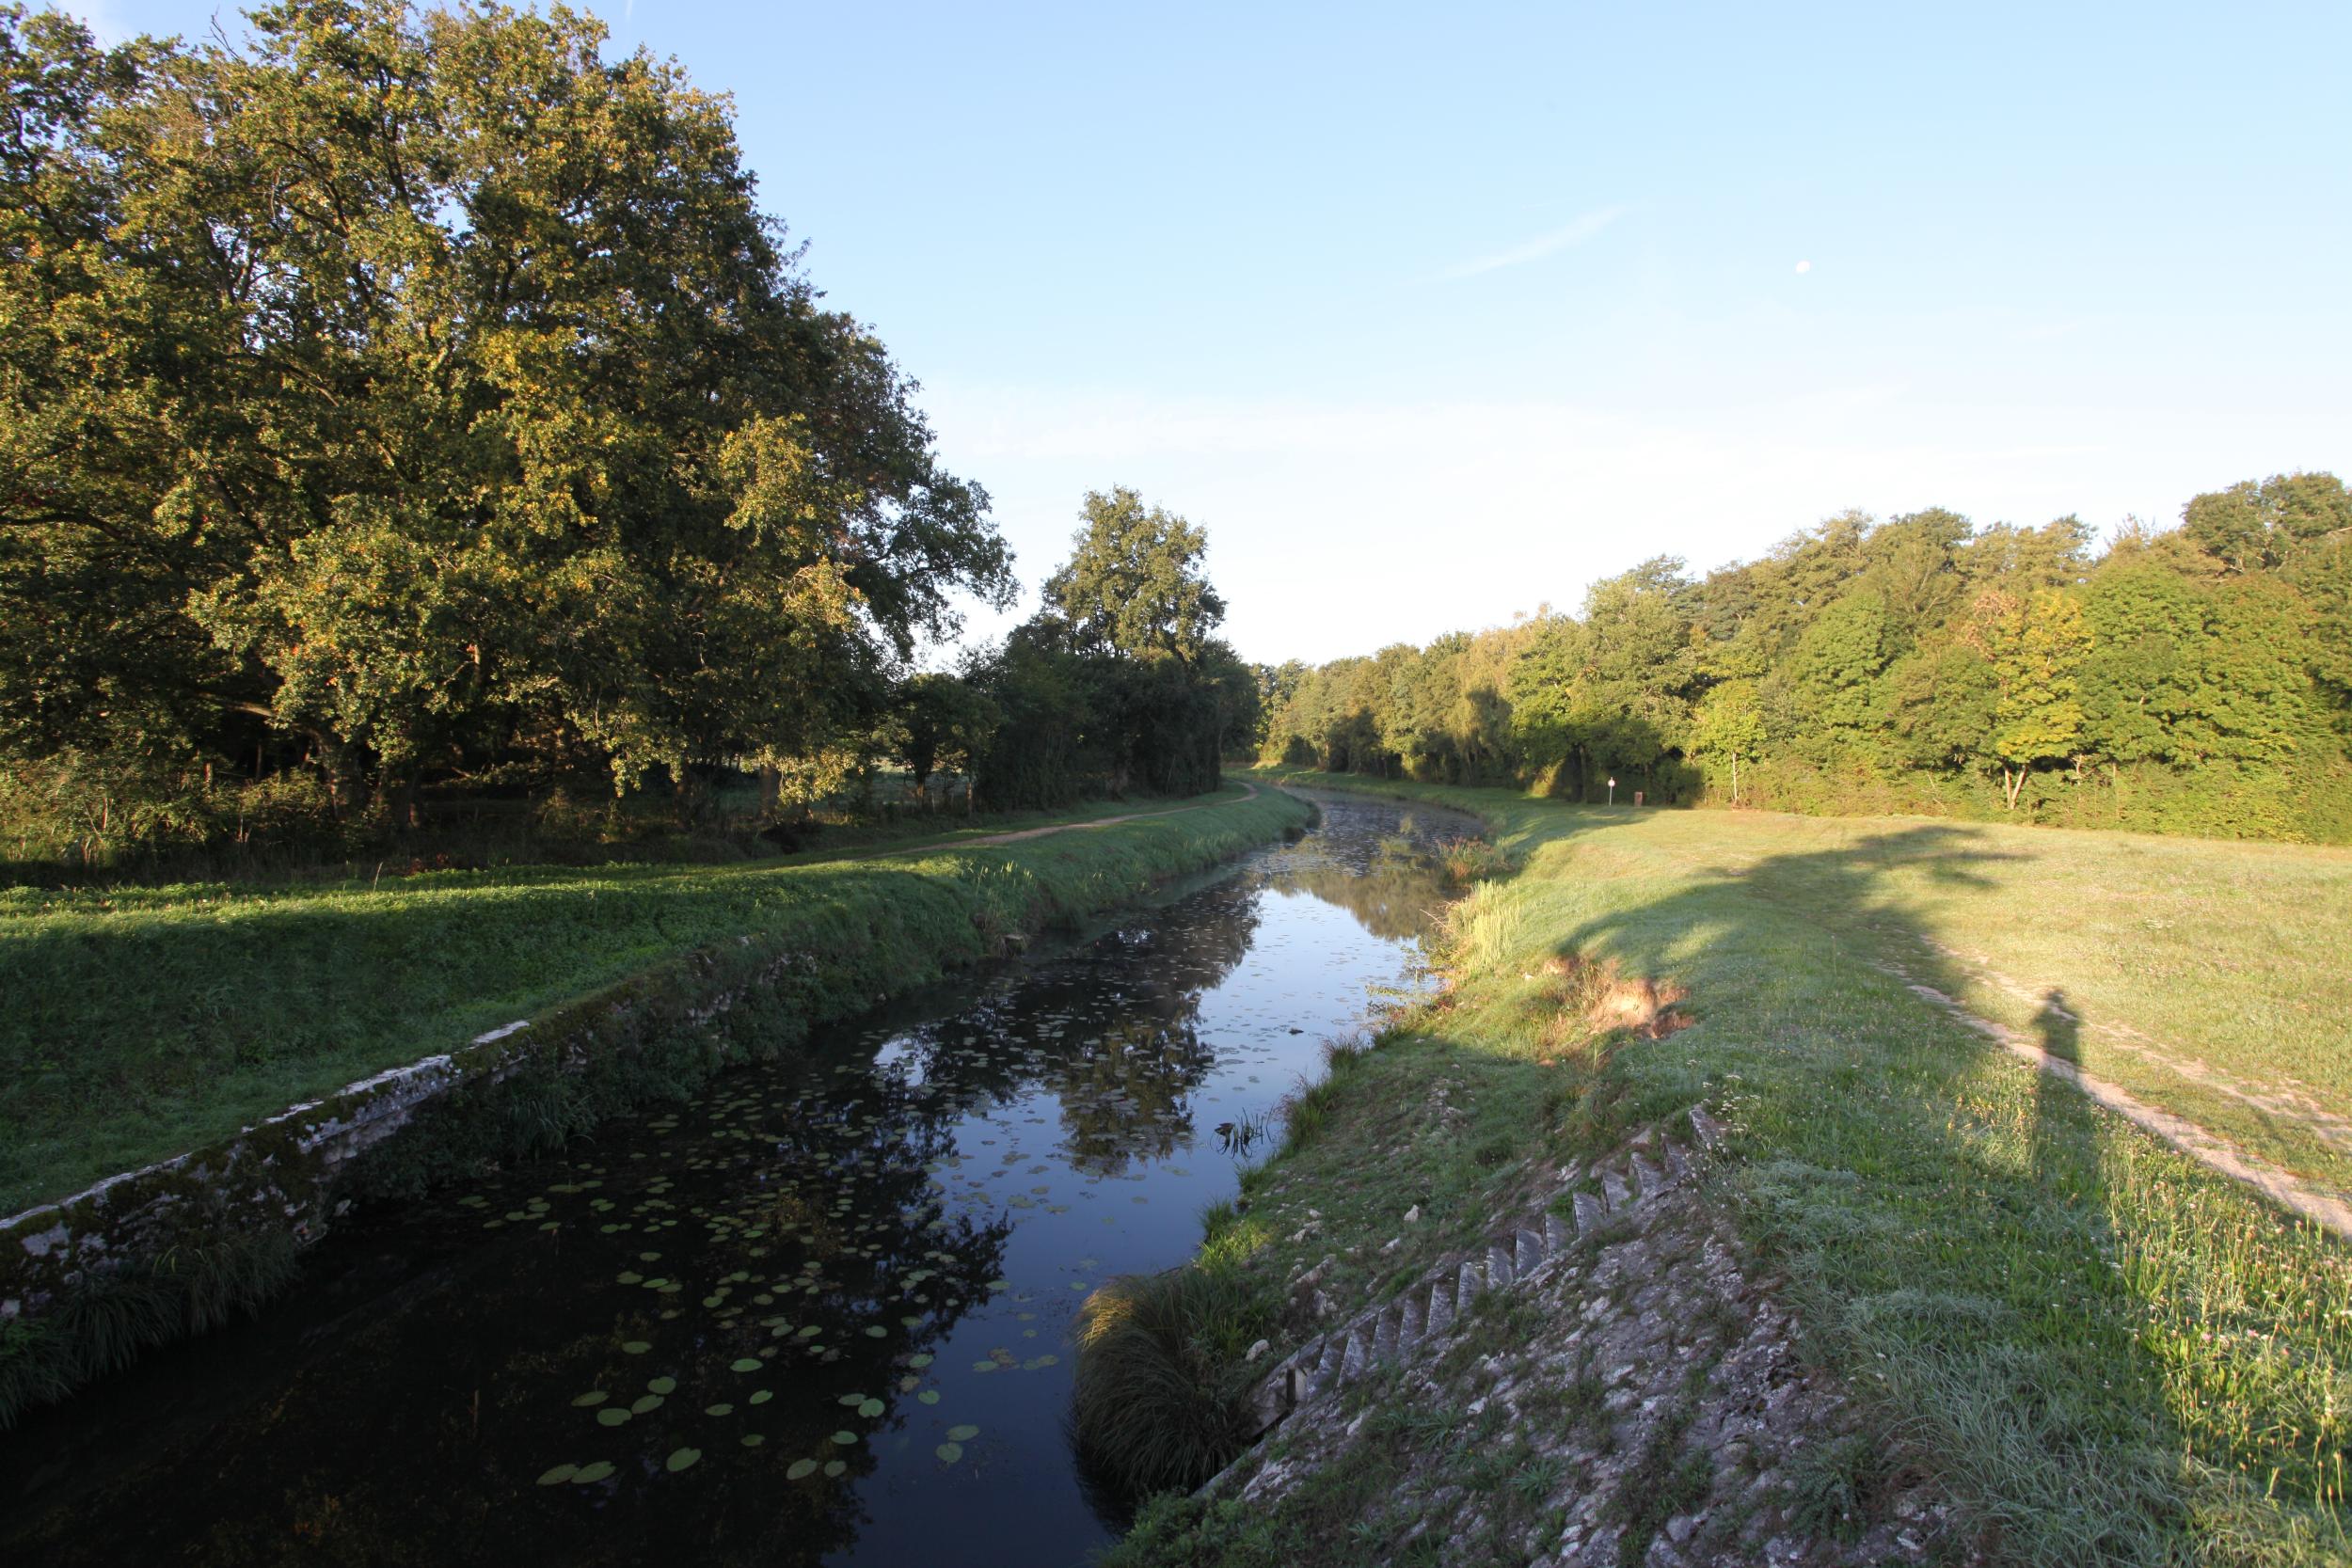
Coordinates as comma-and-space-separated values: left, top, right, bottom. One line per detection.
1279, 1036, 1375, 1155
1435, 835, 1519, 885
0, 1227, 299, 1428
1073, 1259, 1277, 1498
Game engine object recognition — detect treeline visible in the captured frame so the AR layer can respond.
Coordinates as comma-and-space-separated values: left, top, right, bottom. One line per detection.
1260, 474, 2352, 842
0, 4, 1241, 869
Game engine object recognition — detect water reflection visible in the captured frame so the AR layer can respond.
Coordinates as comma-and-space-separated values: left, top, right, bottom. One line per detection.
0, 791, 1474, 1568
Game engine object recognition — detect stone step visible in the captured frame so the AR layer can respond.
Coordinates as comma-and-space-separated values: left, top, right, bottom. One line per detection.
1457, 1259, 1486, 1312
1631, 1154, 1666, 1199
1340, 1328, 1369, 1384
1398, 1291, 1425, 1352
1690, 1104, 1725, 1152
1515, 1226, 1545, 1277
1486, 1242, 1515, 1290
1544, 1211, 1571, 1254
1664, 1141, 1692, 1182
1600, 1169, 1631, 1212
1312, 1333, 1345, 1389
1573, 1191, 1606, 1234
1372, 1306, 1399, 1364
1425, 1276, 1455, 1337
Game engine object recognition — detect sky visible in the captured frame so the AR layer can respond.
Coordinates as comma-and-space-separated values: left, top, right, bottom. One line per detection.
60, 1, 2352, 665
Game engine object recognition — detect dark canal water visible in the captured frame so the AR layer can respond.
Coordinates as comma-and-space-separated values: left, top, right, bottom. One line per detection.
0, 791, 1476, 1568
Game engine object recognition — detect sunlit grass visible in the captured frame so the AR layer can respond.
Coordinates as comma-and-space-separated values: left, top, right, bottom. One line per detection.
1198, 770, 2352, 1564
0, 786, 1306, 1213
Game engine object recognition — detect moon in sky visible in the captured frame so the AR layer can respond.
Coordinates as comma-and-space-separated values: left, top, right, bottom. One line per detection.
1794, 259, 1813, 274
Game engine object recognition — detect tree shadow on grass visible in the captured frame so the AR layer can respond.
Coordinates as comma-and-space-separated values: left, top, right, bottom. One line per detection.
1516, 818, 2341, 1561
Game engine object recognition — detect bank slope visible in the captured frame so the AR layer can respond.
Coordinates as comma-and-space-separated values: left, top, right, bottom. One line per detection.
1116, 773, 2350, 1567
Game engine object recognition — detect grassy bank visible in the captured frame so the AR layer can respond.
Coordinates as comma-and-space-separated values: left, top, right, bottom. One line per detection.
1111, 773, 2352, 1566
0, 782, 1302, 1216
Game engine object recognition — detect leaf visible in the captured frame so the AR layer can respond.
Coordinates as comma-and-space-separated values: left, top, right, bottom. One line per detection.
666, 1447, 701, 1473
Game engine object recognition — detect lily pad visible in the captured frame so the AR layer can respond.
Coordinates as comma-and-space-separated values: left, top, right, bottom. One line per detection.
596, 1408, 631, 1427
666, 1447, 701, 1473
946, 1424, 979, 1441
750, 1389, 772, 1405
705, 1402, 734, 1418
537, 1464, 579, 1485
934, 1442, 963, 1464
571, 1391, 609, 1407
622, 1340, 652, 1354
787, 1459, 818, 1481
830, 1430, 858, 1446
740, 1433, 765, 1448
917, 1389, 941, 1405
630, 1394, 664, 1415
729, 1357, 762, 1373
857, 1399, 884, 1418
823, 1460, 847, 1478
573, 1461, 616, 1484
647, 1376, 677, 1395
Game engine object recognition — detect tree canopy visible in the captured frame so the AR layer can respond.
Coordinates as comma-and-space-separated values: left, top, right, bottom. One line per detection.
0, 1, 1009, 811
1260, 473, 2352, 842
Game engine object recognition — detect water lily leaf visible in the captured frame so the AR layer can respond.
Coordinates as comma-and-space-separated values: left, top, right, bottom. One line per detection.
946, 1424, 979, 1442
750, 1389, 773, 1405
630, 1394, 663, 1415
830, 1430, 857, 1446
823, 1460, 847, 1478
537, 1464, 578, 1485
572, 1391, 609, 1407
857, 1399, 884, 1418
647, 1376, 677, 1396
740, 1433, 765, 1448
934, 1442, 963, 1464
666, 1447, 701, 1473
907, 1353, 933, 1369
787, 1459, 818, 1481
729, 1357, 762, 1373
572, 1461, 615, 1484
705, 1402, 734, 1418
835, 1393, 865, 1407
917, 1389, 941, 1405
863, 1325, 887, 1338
596, 1407, 631, 1427
622, 1340, 652, 1354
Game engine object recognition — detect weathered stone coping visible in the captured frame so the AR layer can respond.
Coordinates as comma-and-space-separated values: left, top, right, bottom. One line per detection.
2, 1018, 533, 1322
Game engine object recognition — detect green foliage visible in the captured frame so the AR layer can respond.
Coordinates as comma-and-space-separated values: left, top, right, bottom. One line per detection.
1258, 473, 2352, 841
968, 488, 1255, 807
0, 1, 1009, 812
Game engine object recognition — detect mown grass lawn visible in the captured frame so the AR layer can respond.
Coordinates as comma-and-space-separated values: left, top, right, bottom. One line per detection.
1120, 772, 2352, 1567
0, 784, 1298, 1216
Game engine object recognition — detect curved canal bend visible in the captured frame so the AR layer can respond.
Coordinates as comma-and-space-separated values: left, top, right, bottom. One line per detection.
0, 791, 1480, 1567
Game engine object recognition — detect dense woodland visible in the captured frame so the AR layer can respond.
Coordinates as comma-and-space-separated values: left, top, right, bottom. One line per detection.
0, 5, 1248, 871
3, 2, 2344, 870
1258, 475, 2352, 841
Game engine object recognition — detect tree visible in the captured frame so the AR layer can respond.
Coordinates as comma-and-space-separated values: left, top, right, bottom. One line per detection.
1690, 679, 1765, 803
1961, 588, 2088, 809
891, 673, 998, 808
0, 2, 1012, 815
1042, 487, 1224, 666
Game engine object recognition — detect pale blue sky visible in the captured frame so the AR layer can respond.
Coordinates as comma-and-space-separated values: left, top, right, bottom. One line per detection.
64, 1, 2352, 663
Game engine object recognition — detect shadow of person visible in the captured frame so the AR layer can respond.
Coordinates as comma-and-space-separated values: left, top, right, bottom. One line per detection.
2030, 988, 2087, 1193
